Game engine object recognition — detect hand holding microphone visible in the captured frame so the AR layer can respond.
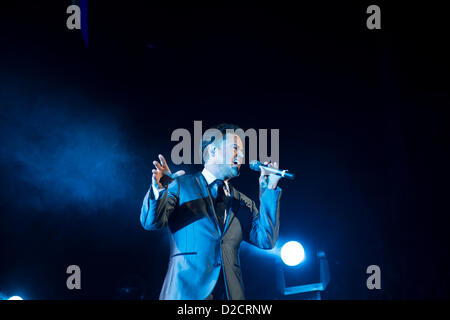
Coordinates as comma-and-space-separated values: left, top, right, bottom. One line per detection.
251, 160, 294, 191
250, 160, 295, 180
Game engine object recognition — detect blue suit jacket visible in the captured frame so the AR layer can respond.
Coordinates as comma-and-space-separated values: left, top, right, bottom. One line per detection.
140, 172, 282, 300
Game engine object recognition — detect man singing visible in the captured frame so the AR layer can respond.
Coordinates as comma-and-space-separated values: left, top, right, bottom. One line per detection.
140, 123, 282, 300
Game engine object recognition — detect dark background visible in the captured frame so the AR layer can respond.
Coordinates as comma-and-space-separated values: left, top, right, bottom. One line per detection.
0, 1, 448, 299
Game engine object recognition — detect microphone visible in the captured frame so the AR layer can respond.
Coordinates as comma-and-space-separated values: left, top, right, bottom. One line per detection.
249, 160, 295, 180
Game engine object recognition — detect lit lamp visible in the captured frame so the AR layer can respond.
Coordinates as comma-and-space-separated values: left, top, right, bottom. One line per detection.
276, 242, 330, 300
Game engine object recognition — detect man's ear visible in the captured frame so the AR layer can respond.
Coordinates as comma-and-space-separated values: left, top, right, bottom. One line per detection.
209, 145, 216, 158
204, 144, 214, 163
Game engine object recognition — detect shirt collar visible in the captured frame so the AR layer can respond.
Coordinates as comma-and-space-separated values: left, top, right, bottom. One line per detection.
201, 168, 231, 194
201, 168, 217, 185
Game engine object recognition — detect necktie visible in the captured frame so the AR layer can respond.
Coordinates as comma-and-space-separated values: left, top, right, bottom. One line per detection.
211, 180, 227, 230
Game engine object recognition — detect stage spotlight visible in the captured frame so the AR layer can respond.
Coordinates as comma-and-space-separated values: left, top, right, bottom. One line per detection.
276, 250, 331, 299
8, 296, 23, 300
281, 241, 305, 266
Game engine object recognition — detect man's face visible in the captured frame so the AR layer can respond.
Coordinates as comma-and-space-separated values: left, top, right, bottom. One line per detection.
209, 133, 244, 179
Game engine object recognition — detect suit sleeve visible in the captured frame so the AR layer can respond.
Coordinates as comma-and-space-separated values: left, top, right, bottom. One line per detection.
245, 187, 282, 249
140, 179, 179, 230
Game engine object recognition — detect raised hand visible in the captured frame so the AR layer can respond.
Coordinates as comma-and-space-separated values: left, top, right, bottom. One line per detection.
259, 161, 281, 191
152, 154, 185, 190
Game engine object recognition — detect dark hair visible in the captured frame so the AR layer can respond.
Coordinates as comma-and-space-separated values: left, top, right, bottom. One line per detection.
201, 123, 241, 163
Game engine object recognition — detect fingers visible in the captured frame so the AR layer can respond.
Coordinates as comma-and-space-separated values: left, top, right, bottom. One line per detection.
260, 161, 269, 177
152, 169, 161, 178
153, 160, 163, 171
152, 155, 183, 187
260, 161, 279, 177
159, 154, 169, 169
152, 169, 162, 188
171, 170, 185, 179
265, 161, 278, 168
